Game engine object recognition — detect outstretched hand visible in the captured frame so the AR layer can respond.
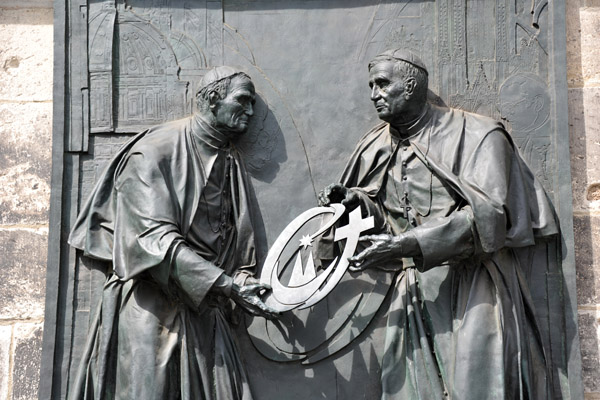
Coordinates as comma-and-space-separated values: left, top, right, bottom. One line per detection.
318, 183, 359, 207
231, 281, 281, 320
348, 234, 403, 272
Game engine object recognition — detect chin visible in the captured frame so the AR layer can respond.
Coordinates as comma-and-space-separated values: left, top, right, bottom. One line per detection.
377, 113, 392, 122
228, 126, 247, 136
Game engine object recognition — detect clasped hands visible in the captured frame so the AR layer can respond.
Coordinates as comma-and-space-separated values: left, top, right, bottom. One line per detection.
318, 183, 420, 272
232, 182, 421, 319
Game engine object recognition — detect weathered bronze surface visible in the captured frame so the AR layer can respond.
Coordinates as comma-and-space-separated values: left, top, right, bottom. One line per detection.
41, 1, 582, 399
319, 49, 561, 399
65, 67, 279, 399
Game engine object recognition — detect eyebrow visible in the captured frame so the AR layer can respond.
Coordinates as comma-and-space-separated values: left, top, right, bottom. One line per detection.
370, 75, 390, 83
232, 89, 255, 96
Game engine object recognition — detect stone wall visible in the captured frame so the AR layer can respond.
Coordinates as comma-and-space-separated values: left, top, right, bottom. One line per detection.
0, 2, 599, 400
0, 5, 53, 400
568, 1, 600, 398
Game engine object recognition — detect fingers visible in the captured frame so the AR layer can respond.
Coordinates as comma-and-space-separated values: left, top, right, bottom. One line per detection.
349, 266, 365, 272
358, 235, 376, 243
352, 240, 381, 261
349, 248, 369, 263
348, 256, 373, 272
317, 183, 336, 206
349, 254, 389, 272
235, 284, 281, 319
348, 248, 371, 272
347, 238, 392, 272
358, 234, 390, 243
317, 190, 330, 206
242, 282, 271, 295
348, 262, 366, 272
245, 298, 281, 319
318, 183, 346, 206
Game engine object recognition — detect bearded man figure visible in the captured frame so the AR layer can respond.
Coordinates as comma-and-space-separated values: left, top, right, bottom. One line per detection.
68, 66, 278, 400
319, 50, 559, 399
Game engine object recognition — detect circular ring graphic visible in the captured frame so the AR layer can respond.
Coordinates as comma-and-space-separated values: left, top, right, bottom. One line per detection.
260, 204, 374, 312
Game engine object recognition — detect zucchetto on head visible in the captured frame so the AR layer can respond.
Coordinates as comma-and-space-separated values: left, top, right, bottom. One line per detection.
370, 49, 428, 75
198, 66, 246, 92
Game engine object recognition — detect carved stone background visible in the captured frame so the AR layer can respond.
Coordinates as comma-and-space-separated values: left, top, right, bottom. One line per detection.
39, 1, 581, 399
71, 0, 559, 239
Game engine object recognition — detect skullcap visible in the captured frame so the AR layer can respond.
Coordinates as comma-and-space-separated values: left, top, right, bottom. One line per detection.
371, 49, 428, 75
198, 66, 246, 92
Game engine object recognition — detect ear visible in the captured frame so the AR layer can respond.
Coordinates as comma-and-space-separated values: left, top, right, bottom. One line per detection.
208, 90, 221, 110
404, 77, 416, 98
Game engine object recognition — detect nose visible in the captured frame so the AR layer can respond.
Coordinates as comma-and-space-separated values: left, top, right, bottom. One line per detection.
370, 86, 381, 101
245, 102, 254, 116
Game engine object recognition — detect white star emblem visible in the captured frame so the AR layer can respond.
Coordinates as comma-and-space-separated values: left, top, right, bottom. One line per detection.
299, 234, 313, 250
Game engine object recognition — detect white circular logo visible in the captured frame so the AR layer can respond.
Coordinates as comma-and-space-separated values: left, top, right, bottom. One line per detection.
260, 204, 374, 312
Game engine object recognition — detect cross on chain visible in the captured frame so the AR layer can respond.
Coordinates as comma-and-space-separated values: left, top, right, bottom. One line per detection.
399, 192, 412, 220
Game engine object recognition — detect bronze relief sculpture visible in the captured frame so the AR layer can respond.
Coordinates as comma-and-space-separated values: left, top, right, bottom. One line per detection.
41, 1, 581, 399
319, 49, 560, 399
67, 54, 565, 400
67, 67, 277, 400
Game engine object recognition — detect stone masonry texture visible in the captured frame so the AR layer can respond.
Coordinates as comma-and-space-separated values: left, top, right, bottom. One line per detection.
11, 324, 43, 400
0, 6, 52, 400
0, 2, 599, 400
0, 102, 52, 226
0, 230, 48, 321
0, 326, 12, 400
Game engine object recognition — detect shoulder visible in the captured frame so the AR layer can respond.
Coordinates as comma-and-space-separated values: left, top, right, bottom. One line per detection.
115, 117, 192, 179
357, 121, 387, 140
128, 117, 192, 160
453, 110, 517, 166
460, 108, 506, 139
433, 105, 511, 148
354, 121, 389, 148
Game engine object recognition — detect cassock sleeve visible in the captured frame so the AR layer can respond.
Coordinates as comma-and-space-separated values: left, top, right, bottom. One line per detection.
113, 153, 226, 308
408, 130, 522, 270
410, 206, 479, 271
355, 187, 479, 271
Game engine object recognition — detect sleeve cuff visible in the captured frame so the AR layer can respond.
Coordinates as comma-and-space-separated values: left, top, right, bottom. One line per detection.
212, 273, 234, 297
412, 209, 475, 271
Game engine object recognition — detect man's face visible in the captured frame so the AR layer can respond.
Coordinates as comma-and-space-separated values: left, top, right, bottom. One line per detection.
368, 61, 409, 123
214, 76, 256, 134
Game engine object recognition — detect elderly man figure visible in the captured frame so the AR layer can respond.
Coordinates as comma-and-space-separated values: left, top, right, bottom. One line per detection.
68, 66, 278, 400
319, 50, 559, 399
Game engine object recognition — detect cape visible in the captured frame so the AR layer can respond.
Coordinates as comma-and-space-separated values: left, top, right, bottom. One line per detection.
340, 105, 566, 399
69, 116, 257, 281
340, 104, 558, 253
67, 117, 257, 400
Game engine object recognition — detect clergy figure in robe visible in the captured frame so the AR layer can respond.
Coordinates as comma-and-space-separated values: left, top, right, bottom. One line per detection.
68, 66, 279, 400
319, 50, 560, 399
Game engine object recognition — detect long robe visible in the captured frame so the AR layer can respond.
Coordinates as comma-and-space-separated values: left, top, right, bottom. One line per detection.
340, 104, 560, 399
68, 116, 257, 400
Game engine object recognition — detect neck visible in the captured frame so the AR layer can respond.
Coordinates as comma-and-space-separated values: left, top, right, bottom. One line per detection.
192, 113, 231, 149
390, 103, 431, 138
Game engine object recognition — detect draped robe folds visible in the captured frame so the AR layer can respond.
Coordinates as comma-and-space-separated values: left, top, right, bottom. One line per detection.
340, 104, 560, 399
68, 117, 257, 400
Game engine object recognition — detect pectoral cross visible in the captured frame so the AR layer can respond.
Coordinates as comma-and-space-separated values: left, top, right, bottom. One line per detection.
399, 192, 411, 220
